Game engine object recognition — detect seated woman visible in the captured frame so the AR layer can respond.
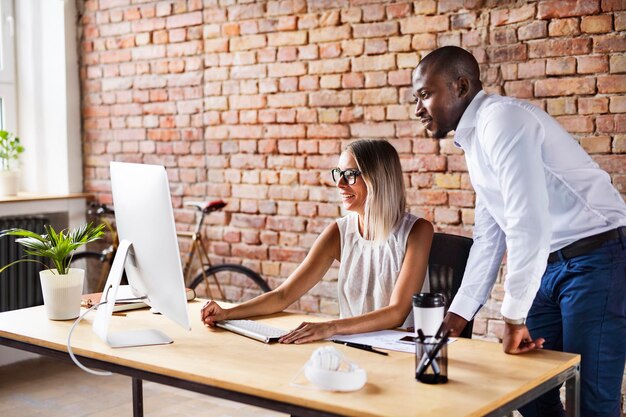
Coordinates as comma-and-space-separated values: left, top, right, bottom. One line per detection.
201, 139, 434, 343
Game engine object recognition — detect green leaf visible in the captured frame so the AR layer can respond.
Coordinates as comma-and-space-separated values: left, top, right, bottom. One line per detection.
0, 258, 51, 274
0, 222, 104, 276
0, 228, 47, 242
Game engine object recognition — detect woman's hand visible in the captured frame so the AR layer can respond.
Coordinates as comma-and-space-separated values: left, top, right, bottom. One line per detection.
200, 300, 228, 326
279, 321, 337, 344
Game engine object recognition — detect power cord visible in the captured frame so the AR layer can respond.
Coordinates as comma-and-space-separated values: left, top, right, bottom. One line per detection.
67, 296, 146, 376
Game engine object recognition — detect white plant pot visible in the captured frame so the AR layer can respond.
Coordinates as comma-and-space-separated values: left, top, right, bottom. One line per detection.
39, 268, 85, 320
0, 170, 19, 196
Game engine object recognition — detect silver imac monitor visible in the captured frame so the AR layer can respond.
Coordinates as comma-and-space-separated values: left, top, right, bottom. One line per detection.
93, 162, 190, 348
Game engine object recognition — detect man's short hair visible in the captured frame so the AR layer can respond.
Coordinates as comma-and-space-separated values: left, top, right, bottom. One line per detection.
417, 46, 481, 85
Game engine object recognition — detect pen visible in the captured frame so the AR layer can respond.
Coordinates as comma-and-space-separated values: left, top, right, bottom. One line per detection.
332, 340, 389, 356
416, 330, 450, 379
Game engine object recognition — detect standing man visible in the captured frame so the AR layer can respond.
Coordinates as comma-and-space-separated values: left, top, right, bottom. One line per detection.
412, 46, 625, 417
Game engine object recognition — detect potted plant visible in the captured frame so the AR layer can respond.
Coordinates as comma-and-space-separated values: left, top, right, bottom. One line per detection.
0, 130, 24, 196
0, 223, 104, 320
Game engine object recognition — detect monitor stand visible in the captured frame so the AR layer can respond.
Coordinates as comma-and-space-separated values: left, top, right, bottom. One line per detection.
92, 240, 173, 348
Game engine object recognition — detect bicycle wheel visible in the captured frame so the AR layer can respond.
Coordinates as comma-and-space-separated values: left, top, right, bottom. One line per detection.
189, 264, 270, 302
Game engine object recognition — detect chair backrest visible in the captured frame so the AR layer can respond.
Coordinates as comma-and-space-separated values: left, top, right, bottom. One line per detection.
428, 232, 474, 338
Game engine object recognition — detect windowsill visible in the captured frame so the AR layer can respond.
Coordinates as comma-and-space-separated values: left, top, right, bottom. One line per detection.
0, 192, 93, 230
0, 192, 93, 203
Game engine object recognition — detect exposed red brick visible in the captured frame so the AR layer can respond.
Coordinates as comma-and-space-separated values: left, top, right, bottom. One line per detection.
309, 90, 351, 107
610, 54, 626, 73
528, 38, 591, 58
548, 18, 581, 37
579, 97, 609, 114
597, 114, 626, 133
616, 11, 626, 30
166, 11, 202, 29
341, 72, 364, 88
489, 44, 527, 63
401, 15, 449, 34
555, 115, 594, 132
319, 43, 341, 58
267, 31, 308, 46
490, 27, 518, 45
535, 76, 596, 97
595, 154, 626, 173
581, 15, 613, 33
593, 33, 626, 53
601, 0, 626, 12
538, 0, 600, 19
386, 3, 411, 19
352, 54, 396, 72
577, 55, 609, 73
364, 39, 387, 55
580, 136, 612, 153
491, 4, 536, 26
309, 58, 350, 74
504, 80, 534, 98
309, 24, 351, 43
406, 189, 448, 205
267, 0, 307, 16
597, 74, 626, 93
307, 124, 350, 138
610, 95, 626, 112
353, 22, 398, 38
546, 57, 577, 75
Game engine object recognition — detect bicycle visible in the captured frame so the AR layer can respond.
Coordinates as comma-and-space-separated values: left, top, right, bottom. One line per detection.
71, 200, 270, 301
180, 200, 271, 302
71, 202, 119, 293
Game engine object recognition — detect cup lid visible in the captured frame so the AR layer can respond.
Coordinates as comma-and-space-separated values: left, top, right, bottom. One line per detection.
412, 293, 445, 307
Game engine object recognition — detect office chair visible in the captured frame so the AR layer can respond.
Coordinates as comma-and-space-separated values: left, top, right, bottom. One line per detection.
428, 232, 474, 339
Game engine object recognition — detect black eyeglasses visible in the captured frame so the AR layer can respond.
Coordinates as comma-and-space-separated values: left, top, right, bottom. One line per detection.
331, 168, 361, 185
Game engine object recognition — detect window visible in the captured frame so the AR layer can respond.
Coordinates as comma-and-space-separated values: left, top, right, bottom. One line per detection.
0, 0, 16, 131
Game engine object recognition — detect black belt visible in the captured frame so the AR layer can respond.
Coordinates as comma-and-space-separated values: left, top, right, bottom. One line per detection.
547, 226, 625, 264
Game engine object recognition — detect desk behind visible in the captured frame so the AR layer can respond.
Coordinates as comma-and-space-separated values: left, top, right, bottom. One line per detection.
0, 301, 579, 417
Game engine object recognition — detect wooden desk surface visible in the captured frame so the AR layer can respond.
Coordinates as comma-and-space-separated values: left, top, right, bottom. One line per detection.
0, 302, 579, 417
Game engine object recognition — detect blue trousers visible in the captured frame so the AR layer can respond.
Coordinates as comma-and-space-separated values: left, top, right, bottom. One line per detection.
519, 233, 626, 417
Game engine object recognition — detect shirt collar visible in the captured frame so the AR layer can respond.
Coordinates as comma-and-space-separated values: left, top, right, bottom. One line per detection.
453, 90, 487, 149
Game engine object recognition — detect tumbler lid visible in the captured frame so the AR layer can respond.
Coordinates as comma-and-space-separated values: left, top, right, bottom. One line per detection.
412, 293, 445, 308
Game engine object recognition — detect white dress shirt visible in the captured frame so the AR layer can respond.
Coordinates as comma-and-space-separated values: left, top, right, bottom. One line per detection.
449, 91, 626, 321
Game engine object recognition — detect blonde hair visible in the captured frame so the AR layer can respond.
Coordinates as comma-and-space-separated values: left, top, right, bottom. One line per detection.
346, 140, 406, 243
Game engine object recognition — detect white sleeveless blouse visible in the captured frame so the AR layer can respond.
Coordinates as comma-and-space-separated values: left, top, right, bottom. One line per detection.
336, 212, 429, 328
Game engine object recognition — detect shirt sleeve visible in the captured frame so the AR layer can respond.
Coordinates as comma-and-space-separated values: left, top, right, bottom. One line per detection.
448, 196, 506, 321
479, 103, 551, 320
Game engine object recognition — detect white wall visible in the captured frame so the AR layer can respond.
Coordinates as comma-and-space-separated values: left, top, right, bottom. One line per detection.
15, 0, 82, 193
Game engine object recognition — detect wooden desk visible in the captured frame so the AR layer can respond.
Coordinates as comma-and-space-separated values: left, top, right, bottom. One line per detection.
0, 301, 580, 417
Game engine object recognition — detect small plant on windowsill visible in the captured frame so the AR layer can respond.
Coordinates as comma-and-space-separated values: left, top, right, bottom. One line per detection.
0, 223, 104, 320
0, 130, 24, 196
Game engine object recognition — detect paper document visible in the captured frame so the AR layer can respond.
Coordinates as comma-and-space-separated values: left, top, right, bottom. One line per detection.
332, 330, 416, 353
332, 330, 457, 354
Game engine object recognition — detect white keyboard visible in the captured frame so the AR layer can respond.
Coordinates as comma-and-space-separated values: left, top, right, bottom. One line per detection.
216, 320, 289, 343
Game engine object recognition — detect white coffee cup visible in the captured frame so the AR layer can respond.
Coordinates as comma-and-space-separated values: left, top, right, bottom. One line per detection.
412, 293, 445, 337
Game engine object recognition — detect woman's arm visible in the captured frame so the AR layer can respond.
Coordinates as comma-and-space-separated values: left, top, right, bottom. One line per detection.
201, 221, 341, 325
279, 218, 434, 344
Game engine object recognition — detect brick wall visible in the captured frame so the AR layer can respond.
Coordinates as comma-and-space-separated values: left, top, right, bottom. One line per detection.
77, 0, 625, 404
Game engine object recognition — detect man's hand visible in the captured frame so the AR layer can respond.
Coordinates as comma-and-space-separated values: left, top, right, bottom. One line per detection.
442, 312, 468, 337
502, 323, 545, 354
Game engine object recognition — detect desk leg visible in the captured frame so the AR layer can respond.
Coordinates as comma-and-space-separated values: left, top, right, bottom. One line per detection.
132, 377, 143, 417
565, 364, 580, 417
